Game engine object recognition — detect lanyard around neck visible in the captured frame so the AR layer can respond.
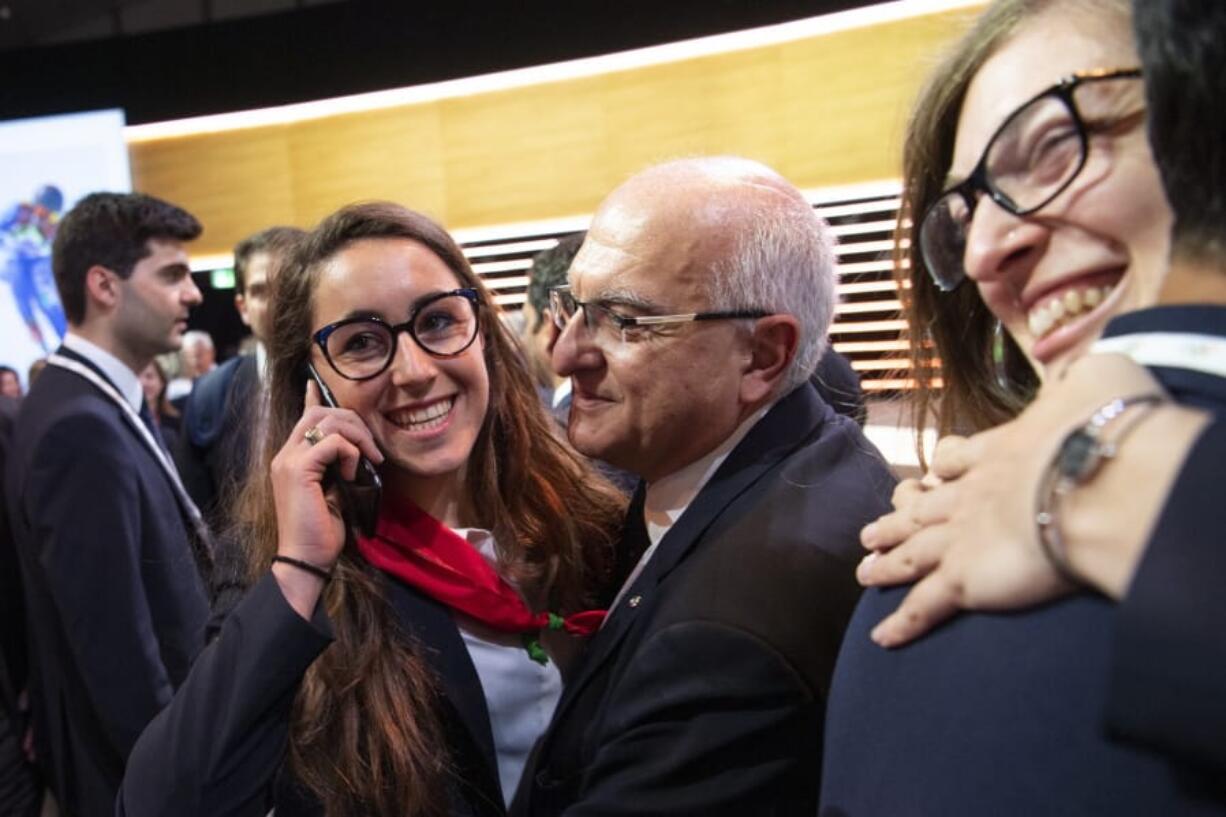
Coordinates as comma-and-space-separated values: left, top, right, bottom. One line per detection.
1091, 332, 1226, 378
46, 353, 214, 556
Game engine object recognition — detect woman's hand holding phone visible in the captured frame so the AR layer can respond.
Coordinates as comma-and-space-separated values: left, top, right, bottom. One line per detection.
270, 379, 384, 619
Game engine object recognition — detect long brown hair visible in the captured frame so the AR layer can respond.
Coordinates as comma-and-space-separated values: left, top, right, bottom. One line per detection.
234, 202, 626, 817
897, 0, 1129, 448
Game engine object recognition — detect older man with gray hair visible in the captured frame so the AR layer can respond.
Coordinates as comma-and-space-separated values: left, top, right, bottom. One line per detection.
512, 157, 895, 816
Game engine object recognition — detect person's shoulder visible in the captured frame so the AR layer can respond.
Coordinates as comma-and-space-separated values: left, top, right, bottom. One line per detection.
193, 355, 247, 396
0, 394, 18, 424
18, 369, 123, 436
764, 413, 896, 539
184, 355, 250, 446
11, 393, 138, 497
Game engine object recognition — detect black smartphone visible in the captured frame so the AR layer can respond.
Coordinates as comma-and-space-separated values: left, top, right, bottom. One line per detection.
305, 362, 383, 537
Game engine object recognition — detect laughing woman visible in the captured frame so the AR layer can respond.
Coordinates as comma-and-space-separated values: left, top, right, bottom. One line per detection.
816, 1, 1212, 815
118, 202, 626, 817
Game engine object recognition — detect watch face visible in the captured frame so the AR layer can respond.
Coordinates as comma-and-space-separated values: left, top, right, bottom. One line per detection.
1057, 428, 1101, 483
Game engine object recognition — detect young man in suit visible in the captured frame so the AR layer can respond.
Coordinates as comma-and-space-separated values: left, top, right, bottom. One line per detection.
4, 192, 212, 817
512, 157, 895, 816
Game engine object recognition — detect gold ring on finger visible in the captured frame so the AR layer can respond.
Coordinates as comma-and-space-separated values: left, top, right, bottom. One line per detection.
304, 425, 325, 446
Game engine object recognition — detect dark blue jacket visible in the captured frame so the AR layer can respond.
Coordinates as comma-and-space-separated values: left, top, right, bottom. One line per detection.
821, 306, 1226, 817
5, 347, 209, 817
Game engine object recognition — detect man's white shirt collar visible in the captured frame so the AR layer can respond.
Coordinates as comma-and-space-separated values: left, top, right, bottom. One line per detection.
643, 401, 774, 547
62, 333, 144, 412
552, 378, 572, 409
604, 401, 775, 619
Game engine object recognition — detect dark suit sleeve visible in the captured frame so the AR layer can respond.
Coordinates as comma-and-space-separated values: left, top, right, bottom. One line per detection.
23, 411, 176, 757
1105, 418, 1226, 775
117, 573, 332, 817
566, 621, 818, 817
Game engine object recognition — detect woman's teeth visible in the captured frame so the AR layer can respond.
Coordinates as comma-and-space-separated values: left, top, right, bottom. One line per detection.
1027, 284, 1114, 339
392, 398, 454, 431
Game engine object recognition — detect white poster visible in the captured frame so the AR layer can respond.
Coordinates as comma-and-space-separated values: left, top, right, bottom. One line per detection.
0, 109, 131, 392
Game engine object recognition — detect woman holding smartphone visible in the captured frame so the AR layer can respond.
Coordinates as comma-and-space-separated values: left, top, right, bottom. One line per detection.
120, 202, 626, 817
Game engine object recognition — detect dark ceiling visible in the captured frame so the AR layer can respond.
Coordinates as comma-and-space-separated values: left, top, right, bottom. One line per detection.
0, 0, 878, 124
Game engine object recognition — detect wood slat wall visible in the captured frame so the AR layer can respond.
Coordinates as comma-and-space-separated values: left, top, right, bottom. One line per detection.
129, 5, 981, 257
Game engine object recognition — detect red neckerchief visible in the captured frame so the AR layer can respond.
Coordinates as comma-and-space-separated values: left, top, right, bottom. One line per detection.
356, 501, 605, 664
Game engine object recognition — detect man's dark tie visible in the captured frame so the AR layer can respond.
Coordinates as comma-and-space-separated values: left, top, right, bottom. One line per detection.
604, 492, 650, 606
138, 400, 169, 455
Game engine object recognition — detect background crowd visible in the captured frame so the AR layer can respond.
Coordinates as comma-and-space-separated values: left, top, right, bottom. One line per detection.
1, 1, 1222, 816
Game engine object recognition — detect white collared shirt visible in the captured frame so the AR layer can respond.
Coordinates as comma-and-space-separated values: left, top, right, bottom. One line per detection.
61, 333, 143, 412
607, 402, 774, 615
551, 378, 572, 410
451, 527, 563, 806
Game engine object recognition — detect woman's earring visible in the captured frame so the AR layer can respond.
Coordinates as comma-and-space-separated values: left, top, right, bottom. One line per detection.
992, 319, 1009, 389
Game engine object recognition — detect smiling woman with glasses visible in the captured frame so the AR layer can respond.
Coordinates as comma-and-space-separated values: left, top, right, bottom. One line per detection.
919, 67, 1143, 292
117, 202, 627, 817
821, 0, 1184, 815
893, 0, 1169, 442
313, 287, 482, 379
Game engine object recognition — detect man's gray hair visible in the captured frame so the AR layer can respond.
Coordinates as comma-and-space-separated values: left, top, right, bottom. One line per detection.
181, 330, 214, 351
708, 202, 838, 394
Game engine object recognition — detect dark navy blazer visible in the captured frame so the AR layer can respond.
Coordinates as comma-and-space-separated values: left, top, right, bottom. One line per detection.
821, 306, 1226, 817
117, 566, 509, 817
513, 384, 895, 817
5, 346, 209, 817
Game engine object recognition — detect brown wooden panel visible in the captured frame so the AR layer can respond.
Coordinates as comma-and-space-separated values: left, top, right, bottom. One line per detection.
777, 14, 967, 187
287, 104, 449, 228
438, 76, 614, 227
131, 126, 297, 256
128, 6, 981, 254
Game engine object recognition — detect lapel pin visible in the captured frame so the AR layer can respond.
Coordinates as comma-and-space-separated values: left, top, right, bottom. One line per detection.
628, 595, 642, 608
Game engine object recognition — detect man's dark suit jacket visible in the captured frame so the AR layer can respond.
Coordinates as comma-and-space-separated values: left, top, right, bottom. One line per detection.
512, 383, 896, 817
821, 306, 1226, 817
176, 352, 260, 528
4, 346, 209, 817
0, 394, 41, 817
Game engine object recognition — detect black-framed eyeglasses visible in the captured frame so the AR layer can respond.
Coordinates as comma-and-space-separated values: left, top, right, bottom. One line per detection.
312, 288, 481, 381
549, 285, 769, 343
918, 67, 1144, 292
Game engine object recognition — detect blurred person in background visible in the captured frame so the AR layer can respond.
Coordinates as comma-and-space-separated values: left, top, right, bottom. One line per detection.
138, 359, 180, 451
0, 366, 21, 400
177, 226, 305, 528
822, 0, 1225, 814
166, 329, 215, 404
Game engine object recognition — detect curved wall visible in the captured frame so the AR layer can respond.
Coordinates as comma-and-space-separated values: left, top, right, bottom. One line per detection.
128, 4, 983, 257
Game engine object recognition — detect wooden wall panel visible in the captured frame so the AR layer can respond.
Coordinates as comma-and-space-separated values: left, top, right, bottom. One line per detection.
286, 104, 449, 227
438, 77, 613, 227
599, 48, 791, 181
776, 13, 965, 187
129, 6, 981, 258
131, 126, 296, 251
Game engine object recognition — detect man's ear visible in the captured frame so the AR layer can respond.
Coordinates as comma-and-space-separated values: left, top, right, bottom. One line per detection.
544, 311, 562, 355
84, 265, 121, 313
235, 292, 251, 328
739, 314, 800, 405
